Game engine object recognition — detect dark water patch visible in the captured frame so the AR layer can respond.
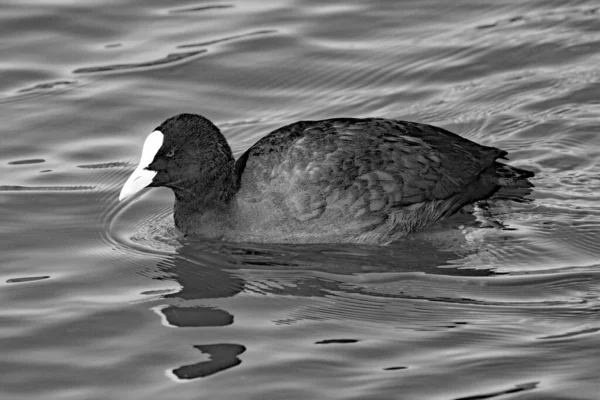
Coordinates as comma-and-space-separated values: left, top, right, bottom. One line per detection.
159, 305, 234, 327
477, 16, 525, 30
169, 4, 234, 14
171, 344, 246, 380
17, 80, 76, 94
315, 339, 360, 345
77, 162, 130, 169
0, 185, 95, 191
6, 276, 50, 284
104, 43, 122, 49
8, 159, 45, 165
39, 170, 52, 173
73, 51, 206, 74
383, 366, 407, 371
454, 381, 539, 400
177, 29, 278, 49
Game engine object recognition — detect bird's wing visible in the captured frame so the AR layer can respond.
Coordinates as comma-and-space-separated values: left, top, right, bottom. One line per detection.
235, 118, 504, 221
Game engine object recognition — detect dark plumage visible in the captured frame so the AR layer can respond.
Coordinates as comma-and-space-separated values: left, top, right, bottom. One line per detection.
120, 113, 534, 244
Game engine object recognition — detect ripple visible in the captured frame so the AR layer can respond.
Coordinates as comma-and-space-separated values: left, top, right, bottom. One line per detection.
315, 339, 360, 345
176, 29, 278, 49
73, 50, 206, 75
539, 326, 600, 340
476, 6, 599, 30
105, 200, 181, 254
168, 4, 235, 14
6, 276, 50, 284
17, 80, 76, 93
383, 366, 408, 371
454, 381, 539, 400
269, 268, 600, 331
77, 162, 130, 169
0, 185, 95, 191
83, 160, 181, 256
7, 158, 45, 165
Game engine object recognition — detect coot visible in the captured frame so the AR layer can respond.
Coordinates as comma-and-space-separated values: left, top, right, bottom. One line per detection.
119, 113, 533, 244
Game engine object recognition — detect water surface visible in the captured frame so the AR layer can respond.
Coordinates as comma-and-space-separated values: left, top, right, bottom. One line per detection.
1, 0, 600, 399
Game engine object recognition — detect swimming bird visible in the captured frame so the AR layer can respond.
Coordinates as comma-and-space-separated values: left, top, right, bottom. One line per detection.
119, 113, 533, 244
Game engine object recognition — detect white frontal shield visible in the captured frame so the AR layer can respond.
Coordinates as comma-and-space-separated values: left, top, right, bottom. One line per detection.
119, 130, 164, 201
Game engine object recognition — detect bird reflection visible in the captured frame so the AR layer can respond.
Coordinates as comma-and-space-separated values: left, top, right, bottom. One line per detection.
151, 211, 508, 380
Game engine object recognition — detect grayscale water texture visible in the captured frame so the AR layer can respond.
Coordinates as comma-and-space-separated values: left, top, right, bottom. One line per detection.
1, 0, 599, 399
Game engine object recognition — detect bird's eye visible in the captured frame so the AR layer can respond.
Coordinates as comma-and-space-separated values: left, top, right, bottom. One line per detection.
166, 149, 175, 157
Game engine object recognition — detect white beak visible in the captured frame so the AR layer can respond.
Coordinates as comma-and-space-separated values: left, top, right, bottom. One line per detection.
119, 130, 164, 201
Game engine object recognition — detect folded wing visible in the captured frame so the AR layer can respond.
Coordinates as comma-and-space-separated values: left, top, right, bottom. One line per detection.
235, 118, 504, 222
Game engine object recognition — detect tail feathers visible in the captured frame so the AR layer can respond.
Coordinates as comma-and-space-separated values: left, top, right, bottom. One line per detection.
493, 162, 535, 203
495, 162, 535, 187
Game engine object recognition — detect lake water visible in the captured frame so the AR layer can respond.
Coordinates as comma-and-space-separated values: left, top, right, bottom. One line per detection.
1, 0, 599, 399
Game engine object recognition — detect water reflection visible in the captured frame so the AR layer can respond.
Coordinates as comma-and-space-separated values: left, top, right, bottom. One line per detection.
150, 221, 501, 379
454, 381, 539, 400
171, 343, 246, 380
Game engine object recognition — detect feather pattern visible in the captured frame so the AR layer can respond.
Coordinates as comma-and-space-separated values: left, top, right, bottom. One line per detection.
233, 118, 512, 243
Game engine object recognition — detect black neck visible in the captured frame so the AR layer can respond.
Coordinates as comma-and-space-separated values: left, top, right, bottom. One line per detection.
171, 166, 240, 236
